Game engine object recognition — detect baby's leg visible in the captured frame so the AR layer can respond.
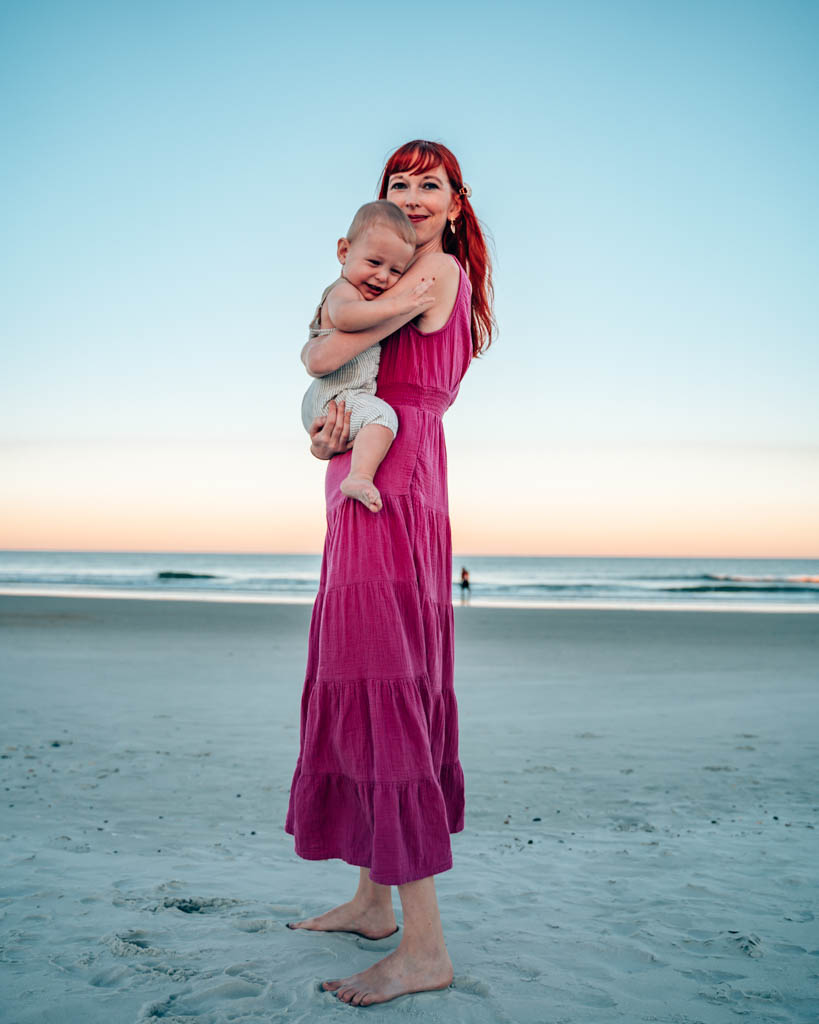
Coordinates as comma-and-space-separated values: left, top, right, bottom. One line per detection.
340, 424, 394, 513
339, 395, 399, 513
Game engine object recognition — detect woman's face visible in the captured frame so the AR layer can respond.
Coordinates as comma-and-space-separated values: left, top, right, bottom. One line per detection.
385, 166, 461, 252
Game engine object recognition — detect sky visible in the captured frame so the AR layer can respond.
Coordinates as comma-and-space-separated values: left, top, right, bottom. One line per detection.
1, 0, 818, 557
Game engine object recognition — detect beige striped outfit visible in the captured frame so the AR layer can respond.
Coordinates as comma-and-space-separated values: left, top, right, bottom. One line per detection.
300, 281, 400, 441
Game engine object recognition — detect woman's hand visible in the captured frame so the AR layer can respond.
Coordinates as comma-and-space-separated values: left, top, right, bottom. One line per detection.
308, 399, 354, 460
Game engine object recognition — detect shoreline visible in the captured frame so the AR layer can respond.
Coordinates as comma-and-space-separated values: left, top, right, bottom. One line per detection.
1, 585, 816, 613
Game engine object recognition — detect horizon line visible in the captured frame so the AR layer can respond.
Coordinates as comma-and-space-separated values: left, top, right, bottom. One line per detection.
2, 547, 818, 561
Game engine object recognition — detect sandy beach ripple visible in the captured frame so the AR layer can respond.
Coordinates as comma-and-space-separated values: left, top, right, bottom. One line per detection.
1, 595, 817, 1023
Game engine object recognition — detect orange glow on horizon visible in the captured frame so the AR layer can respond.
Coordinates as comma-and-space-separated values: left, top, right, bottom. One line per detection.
2, 508, 817, 560
2, 438, 817, 559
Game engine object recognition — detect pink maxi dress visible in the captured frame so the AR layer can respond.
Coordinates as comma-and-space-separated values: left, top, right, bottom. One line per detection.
285, 257, 472, 885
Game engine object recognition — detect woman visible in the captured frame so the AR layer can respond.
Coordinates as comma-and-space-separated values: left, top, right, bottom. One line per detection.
285, 140, 494, 1007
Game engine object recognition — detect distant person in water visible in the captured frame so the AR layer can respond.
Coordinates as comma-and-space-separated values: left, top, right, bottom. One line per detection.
460, 567, 470, 605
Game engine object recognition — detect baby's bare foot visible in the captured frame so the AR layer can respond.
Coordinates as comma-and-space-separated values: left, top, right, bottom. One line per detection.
287, 899, 397, 940
322, 945, 453, 1006
340, 474, 383, 513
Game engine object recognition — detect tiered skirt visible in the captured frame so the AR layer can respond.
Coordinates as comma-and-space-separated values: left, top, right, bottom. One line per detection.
285, 493, 464, 885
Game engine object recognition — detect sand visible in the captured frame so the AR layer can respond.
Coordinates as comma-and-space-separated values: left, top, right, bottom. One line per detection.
1, 594, 817, 1023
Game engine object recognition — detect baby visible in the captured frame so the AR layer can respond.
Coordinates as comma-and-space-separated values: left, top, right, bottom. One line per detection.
301, 200, 433, 513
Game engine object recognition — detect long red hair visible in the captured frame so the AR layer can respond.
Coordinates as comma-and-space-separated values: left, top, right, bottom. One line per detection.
378, 140, 495, 356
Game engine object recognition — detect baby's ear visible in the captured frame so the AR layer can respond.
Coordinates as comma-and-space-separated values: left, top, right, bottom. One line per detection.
337, 237, 349, 264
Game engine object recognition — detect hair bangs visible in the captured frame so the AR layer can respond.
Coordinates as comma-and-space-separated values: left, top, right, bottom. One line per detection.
388, 141, 444, 179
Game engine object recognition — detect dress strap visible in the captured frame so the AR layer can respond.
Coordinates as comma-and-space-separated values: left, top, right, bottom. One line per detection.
308, 278, 342, 335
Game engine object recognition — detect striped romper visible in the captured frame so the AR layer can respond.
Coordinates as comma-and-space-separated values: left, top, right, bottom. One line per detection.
300, 281, 400, 442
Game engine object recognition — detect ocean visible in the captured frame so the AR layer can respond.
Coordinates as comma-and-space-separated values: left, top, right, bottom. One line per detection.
1, 551, 817, 612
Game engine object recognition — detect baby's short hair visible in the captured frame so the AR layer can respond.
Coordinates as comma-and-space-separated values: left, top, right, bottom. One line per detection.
346, 200, 416, 247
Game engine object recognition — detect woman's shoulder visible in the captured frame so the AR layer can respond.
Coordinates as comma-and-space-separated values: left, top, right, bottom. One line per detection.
411, 250, 460, 280
405, 254, 465, 336
412, 252, 461, 307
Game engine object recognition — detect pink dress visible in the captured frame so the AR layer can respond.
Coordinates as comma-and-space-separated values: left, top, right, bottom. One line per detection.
285, 257, 472, 885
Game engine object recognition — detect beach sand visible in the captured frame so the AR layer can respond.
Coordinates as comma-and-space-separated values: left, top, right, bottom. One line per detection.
1, 594, 817, 1023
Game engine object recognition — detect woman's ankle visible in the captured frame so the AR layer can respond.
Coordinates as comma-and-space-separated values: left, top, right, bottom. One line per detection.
353, 889, 394, 912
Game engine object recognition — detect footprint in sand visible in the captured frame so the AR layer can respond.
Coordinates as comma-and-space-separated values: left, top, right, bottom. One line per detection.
136, 978, 265, 1022
161, 896, 242, 914
613, 818, 657, 832
451, 974, 491, 996
107, 929, 165, 957
232, 918, 279, 933
104, 930, 198, 984
784, 910, 813, 922
726, 931, 763, 957
46, 835, 91, 853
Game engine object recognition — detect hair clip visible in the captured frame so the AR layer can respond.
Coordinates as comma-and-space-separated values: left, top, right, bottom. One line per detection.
458, 183, 472, 198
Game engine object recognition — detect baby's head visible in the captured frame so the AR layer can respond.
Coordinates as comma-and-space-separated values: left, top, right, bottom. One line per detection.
337, 200, 416, 300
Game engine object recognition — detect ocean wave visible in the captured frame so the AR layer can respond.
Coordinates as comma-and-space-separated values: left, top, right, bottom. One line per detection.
629, 572, 819, 586
704, 573, 819, 584
663, 583, 819, 594
156, 571, 220, 580
2, 554, 817, 609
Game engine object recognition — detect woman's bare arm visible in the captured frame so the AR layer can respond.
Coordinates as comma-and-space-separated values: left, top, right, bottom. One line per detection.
327, 278, 433, 333
302, 276, 435, 377
388, 251, 460, 334
302, 252, 459, 377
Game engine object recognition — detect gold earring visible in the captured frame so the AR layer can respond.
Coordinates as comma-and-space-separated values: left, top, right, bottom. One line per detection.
449, 218, 456, 234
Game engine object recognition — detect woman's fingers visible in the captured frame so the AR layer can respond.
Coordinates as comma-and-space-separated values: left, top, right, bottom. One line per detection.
330, 400, 345, 441
410, 277, 436, 312
333, 402, 351, 438
339, 404, 352, 447
308, 400, 352, 458
322, 400, 342, 441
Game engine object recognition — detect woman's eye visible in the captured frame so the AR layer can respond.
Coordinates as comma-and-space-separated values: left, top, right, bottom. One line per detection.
390, 182, 407, 190
422, 182, 439, 189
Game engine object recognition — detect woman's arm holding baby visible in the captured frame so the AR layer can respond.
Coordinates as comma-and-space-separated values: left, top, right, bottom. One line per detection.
302, 276, 434, 377
327, 278, 433, 333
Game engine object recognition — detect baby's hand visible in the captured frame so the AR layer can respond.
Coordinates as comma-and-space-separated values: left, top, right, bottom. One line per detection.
396, 276, 435, 316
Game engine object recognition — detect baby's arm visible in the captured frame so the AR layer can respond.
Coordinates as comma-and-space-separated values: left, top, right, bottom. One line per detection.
302, 277, 434, 377
326, 278, 431, 333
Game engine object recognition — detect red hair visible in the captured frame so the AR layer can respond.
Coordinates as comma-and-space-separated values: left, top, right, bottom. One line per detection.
378, 140, 495, 356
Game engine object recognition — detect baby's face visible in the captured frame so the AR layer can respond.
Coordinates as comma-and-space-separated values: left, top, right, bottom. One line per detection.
339, 223, 415, 299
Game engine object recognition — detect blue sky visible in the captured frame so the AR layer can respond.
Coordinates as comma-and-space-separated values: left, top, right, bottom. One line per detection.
2, 0, 817, 555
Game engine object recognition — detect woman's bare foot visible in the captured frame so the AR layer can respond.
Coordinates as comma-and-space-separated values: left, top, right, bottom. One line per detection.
287, 898, 397, 940
340, 474, 382, 513
322, 944, 453, 1006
